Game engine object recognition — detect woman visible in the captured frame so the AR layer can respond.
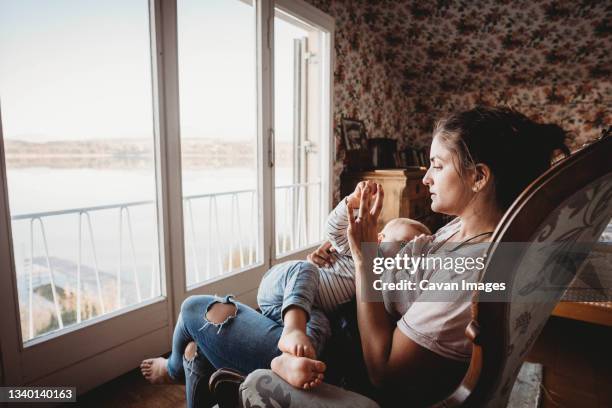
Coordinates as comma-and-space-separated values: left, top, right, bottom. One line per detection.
141, 106, 568, 407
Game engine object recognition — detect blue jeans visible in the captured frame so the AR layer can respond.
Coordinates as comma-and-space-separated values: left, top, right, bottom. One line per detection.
257, 260, 332, 356
169, 296, 376, 407
166, 294, 283, 408
165, 261, 333, 407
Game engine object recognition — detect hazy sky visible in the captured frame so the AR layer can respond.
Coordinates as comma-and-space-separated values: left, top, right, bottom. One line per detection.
0, 0, 308, 142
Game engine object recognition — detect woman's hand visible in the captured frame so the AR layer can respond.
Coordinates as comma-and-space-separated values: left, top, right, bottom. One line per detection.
347, 181, 368, 208
347, 181, 383, 266
307, 240, 335, 268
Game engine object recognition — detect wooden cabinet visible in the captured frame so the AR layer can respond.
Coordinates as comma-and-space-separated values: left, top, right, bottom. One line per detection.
340, 169, 442, 232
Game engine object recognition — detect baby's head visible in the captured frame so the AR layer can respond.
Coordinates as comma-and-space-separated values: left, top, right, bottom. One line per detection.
378, 218, 431, 244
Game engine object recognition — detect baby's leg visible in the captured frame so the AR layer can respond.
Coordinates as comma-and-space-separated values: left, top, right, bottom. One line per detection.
257, 260, 319, 320
257, 261, 321, 358
272, 308, 331, 390
280, 306, 316, 359
305, 308, 332, 358
282, 261, 321, 358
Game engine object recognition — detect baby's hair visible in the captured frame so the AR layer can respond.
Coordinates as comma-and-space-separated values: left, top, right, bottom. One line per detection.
386, 218, 431, 236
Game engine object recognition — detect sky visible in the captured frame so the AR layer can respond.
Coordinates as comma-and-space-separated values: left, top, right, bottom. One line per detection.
0, 0, 309, 142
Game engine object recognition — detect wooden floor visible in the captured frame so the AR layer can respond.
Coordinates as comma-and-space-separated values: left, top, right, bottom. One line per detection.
69, 316, 611, 408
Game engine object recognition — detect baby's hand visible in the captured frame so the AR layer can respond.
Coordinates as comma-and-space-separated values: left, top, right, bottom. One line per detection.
278, 327, 316, 359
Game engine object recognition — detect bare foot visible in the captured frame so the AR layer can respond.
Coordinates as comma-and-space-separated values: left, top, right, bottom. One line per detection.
278, 327, 316, 359
140, 357, 175, 385
271, 353, 326, 390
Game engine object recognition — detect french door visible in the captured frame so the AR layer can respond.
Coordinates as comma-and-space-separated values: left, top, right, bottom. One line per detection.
0, 0, 333, 393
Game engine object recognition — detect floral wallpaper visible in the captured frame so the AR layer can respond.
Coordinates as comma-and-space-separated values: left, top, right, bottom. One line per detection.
306, 0, 611, 201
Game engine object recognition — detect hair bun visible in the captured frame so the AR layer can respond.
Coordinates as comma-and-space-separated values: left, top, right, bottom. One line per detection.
534, 123, 570, 157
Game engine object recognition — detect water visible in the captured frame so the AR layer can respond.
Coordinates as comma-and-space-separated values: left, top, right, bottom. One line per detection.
7, 165, 293, 279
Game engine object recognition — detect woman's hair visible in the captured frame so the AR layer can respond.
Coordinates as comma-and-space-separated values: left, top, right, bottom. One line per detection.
433, 106, 570, 210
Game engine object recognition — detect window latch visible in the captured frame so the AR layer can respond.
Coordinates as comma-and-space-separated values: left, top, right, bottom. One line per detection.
301, 140, 317, 154
305, 52, 319, 64
268, 128, 275, 167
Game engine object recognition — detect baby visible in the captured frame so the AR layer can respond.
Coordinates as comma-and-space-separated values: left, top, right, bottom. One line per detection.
257, 181, 431, 390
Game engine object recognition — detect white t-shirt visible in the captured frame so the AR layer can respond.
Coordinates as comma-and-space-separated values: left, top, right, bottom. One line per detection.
381, 218, 489, 362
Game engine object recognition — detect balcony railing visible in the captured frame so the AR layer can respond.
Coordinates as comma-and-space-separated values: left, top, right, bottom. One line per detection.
11, 181, 322, 341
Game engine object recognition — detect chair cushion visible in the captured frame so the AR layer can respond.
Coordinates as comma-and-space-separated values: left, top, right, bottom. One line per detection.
239, 369, 380, 408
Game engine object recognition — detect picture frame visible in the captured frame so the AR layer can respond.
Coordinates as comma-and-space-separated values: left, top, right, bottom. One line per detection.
419, 146, 430, 167
341, 118, 367, 151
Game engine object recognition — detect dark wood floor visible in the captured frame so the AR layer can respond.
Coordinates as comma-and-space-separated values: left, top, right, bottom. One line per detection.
70, 316, 611, 408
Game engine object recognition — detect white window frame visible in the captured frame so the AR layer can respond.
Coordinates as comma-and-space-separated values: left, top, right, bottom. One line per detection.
0, 0, 334, 394
270, 0, 335, 266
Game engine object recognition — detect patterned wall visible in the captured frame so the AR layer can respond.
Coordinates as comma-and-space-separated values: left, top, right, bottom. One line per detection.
306, 0, 611, 200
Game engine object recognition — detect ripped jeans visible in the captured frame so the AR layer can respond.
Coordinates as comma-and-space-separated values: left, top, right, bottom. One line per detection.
166, 261, 333, 408
166, 294, 285, 408
167, 294, 378, 407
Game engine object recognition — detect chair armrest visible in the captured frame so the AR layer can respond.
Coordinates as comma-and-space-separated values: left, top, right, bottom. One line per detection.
209, 368, 246, 408
238, 369, 380, 408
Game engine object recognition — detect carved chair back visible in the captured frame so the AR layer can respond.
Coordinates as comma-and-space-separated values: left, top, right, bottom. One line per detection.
438, 134, 612, 407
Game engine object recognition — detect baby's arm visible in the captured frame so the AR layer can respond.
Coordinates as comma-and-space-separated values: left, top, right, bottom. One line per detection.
325, 181, 368, 255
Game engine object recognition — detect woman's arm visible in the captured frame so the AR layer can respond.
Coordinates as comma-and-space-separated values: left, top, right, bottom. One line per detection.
347, 182, 466, 395
353, 261, 465, 389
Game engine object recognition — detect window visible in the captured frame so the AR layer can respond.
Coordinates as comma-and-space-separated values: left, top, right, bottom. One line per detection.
0, 0, 333, 393
274, 7, 331, 257
177, 0, 260, 287
0, 0, 161, 343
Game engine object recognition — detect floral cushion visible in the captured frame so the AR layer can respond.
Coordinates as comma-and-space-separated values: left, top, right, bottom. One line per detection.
239, 369, 380, 408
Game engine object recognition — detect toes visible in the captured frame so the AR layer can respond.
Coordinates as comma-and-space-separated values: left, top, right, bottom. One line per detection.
312, 360, 326, 373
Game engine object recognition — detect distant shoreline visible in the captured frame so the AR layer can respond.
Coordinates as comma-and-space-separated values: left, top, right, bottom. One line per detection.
4, 138, 293, 169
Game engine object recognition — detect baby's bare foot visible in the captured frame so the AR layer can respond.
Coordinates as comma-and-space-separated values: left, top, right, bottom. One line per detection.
278, 327, 316, 359
140, 357, 174, 385
271, 353, 326, 390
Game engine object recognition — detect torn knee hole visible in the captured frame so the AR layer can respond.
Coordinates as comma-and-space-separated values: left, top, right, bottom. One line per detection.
184, 341, 197, 362
205, 301, 237, 325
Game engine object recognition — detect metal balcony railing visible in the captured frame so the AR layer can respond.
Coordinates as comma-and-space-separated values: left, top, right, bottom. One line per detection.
11, 181, 322, 340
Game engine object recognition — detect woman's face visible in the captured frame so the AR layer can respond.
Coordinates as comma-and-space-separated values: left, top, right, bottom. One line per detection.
422, 135, 473, 215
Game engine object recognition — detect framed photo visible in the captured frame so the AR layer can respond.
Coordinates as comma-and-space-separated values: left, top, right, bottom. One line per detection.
419, 147, 430, 167
341, 118, 367, 151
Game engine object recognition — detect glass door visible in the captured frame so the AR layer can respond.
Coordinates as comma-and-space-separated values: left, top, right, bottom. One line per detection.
273, 7, 331, 260
176, 0, 267, 300
0, 0, 171, 387
0, 0, 163, 344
